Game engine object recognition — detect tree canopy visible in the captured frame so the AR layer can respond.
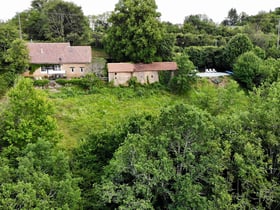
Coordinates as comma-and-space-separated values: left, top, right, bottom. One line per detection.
19, 0, 92, 45
104, 0, 171, 63
0, 78, 81, 208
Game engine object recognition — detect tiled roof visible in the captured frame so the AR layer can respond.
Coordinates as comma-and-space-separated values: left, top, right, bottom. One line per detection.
108, 62, 177, 73
27, 42, 92, 64
107, 63, 135, 73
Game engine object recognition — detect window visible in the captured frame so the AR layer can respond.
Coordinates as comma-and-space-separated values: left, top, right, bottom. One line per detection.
41, 66, 47, 72
53, 65, 61, 71
41, 65, 61, 72
70, 67, 75, 73
80, 67, 84, 73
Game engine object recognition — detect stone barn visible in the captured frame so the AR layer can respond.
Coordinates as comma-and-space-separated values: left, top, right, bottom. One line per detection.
107, 62, 177, 86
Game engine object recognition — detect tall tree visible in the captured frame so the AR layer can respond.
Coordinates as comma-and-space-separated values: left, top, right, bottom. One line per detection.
97, 104, 230, 209
224, 33, 253, 68
233, 51, 263, 89
19, 0, 92, 45
222, 8, 239, 26
4, 39, 29, 74
0, 23, 19, 70
0, 78, 59, 149
169, 53, 196, 94
43, 0, 91, 45
71, 114, 153, 209
104, 0, 168, 63
89, 12, 112, 49
0, 77, 81, 209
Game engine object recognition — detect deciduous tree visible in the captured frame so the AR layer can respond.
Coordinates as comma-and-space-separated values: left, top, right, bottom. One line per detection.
98, 104, 230, 209
224, 33, 253, 68
169, 53, 196, 94
104, 0, 168, 63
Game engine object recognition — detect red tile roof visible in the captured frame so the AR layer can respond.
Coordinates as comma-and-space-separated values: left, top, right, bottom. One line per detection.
108, 62, 177, 73
27, 42, 92, 64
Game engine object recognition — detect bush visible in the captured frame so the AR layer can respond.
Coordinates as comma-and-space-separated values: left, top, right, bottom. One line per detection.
33, 79, 49, 87
185, 46, 226, 70
0, 72, 16, 97
233, 51, 263, 90
55, 78, 70, 86
56, 74, 104, 90
128, 76, 139, 88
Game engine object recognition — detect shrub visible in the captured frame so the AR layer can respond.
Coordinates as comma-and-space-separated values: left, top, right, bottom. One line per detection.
56, 74, 104, 90
33, 79, 49, 87
128, 76, 139, 88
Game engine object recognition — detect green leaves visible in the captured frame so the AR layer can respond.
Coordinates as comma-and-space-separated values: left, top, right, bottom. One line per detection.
225, 33, 253, 68
0, 78, 59, 148
0, 77, 81, 209
0, 140, 81, 210
3, 39, 29, 74
105, 0, 168, 62
233, 51, 276, 90
169, 53, 196, 94
97, 104, 229, 209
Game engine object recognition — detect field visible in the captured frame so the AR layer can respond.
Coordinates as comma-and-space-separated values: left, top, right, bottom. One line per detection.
48, 86, 186, 149
47, 76, 247, 150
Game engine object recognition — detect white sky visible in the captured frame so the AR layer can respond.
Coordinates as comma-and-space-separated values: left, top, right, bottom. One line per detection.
0, 0, 279, 24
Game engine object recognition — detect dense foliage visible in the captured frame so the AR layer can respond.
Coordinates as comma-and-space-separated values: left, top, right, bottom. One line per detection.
104, 0, 172, 62
14, 0, 92, 45
0, 1, 280, 209
68, 79, 280, 209
0, 78, 81, 209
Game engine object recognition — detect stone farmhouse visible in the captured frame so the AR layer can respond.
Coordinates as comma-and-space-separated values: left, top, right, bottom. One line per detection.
23, 42, 92, 79
107, 62, 178, 86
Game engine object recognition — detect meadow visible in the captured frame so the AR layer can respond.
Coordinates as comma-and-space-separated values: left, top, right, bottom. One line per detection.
47, 77, 247, 150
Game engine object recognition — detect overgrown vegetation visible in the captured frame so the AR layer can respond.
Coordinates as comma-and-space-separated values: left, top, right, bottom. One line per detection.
0, 0, 280, 209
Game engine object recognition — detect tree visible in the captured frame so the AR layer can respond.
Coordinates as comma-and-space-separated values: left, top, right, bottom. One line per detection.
224, 33, 253, 68
97, 104, 230, 209
0, 78, 59, 149
89, 12, 111, 49
183, 14, 217, 35
31, 0, 49, 11
4, 39, 29, 74
43, 0, 91, 45
89, 12, 111, 33
0, 23, 19, 70
0, 140, 81, 209
0, 23, 20, 96
19, 0, 92, 45
19, 9, 49, 41
0, 77, 81, 208
233, 51, 265, 89
222, 8, 239, 26
249, 82, 280, 209
169, 53, 197, 94
104, 0, 167, 63
215, 81, 280, 208
71, 114, 153, 209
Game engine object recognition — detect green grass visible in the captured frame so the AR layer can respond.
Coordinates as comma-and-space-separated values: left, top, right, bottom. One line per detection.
49, 86, 185, 149
48, 77, 248, 150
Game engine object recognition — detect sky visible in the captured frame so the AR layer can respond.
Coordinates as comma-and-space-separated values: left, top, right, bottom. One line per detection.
0, 0, 279, 24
